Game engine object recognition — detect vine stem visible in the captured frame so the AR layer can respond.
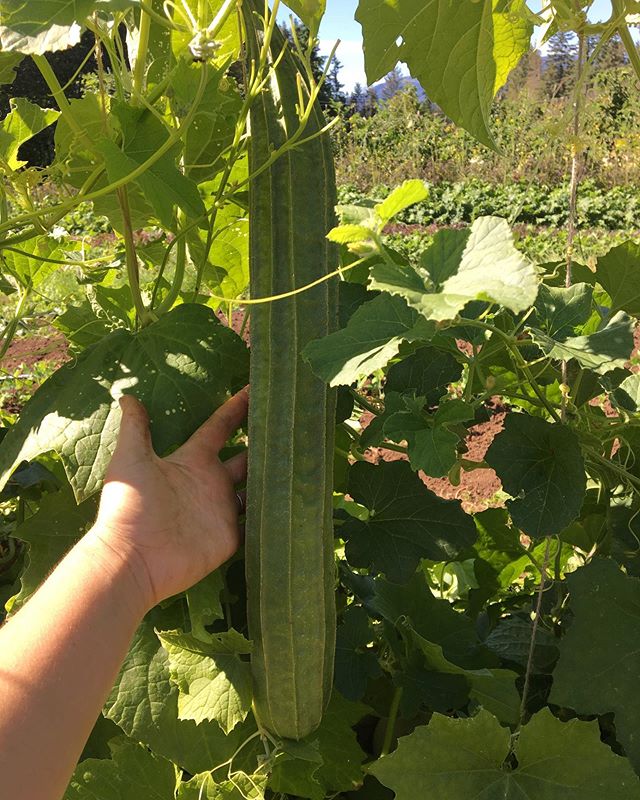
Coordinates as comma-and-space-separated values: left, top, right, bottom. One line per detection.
462, 319, 562, 423
0, 289, 29, 360
117, 187, 153, 325
133, 1, 153, 99
518, 537, 553, 729
381, 687, 403, 756
562, 31, 586, 422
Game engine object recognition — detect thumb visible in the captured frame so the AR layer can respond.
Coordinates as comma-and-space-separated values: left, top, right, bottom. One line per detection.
109, 395, 154, 469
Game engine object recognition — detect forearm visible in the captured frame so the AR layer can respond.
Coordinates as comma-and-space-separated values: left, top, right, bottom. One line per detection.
0, 525, 149, 800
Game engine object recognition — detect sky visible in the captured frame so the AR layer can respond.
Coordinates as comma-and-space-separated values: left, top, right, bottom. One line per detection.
279, 0, 619, 93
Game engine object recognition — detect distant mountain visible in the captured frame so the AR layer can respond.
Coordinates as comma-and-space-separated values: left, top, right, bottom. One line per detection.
370, 73, 427, 103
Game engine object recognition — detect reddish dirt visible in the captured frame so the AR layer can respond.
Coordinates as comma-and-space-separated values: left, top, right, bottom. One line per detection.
1, 326, 70, 414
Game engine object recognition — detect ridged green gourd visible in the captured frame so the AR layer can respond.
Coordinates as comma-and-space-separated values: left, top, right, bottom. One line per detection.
242, 2, 338, 740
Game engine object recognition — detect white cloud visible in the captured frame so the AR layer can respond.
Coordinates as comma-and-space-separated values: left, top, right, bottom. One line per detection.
319, 38, 367, 92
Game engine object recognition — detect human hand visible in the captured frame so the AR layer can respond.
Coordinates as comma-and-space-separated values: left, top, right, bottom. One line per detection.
89, 388, 249, 612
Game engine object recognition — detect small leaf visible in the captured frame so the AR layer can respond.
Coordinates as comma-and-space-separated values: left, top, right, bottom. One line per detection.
370, 708, 640, 799
485, 413, 586, 538
327, 224, 374, 245
375, 180, 428, 225
342, 461, 476, 583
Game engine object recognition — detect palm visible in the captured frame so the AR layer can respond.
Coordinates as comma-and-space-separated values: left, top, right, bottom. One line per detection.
95, 391, 248, 608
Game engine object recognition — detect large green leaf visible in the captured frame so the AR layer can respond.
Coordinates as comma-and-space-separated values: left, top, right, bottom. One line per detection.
595, 241, 640, 316
0, 51, 21, 83
64, 738, 177, 800
104, 611, 260, 775
9, 481, 97, 611
303, 293, 434, 386
531, 311, 635, 376
0, 98, 59, 169
342, 460, 477, 583
355, 0, 532, 148
157, 630, 252, 734
370, 708, 640, 799
369, 217, 539, 323
0, 304, 249, 502
550, 558, 640, 772
485, 413, 586, 538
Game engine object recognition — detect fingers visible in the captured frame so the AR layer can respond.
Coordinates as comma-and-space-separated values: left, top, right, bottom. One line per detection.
181, 386, 249, 462
109, 395, 154, 470
225, 450, 248, 484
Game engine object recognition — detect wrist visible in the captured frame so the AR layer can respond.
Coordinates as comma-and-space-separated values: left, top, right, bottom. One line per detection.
80, 525, 156, 617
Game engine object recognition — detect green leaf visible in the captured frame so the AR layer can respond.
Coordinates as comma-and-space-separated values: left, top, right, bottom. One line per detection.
356, 0, 532, 148
177, 771, 267, 799
485, 413, 586, 538
375, 180, 428, 225
171, 61, 242, 184
283, 0, 326, 36
96, 102, 205, 228
342, 460, 477, 583
355, 570, 488, 668
370, 708, 640, 799
550, 558, 640, 772
383, 398, 474, 478
385, 346, 463, 406
534, 283, 594, 340
0, 304, 249, 502
531, 311, 635, 376
186, 570, 225, 642
327, 224, 374, 245
1, 235, 64, 290
105, 611, 260, 775
9, 480, 97, 611
595, 241, 640, 315
157, 630, 252, 734
370, 217, 539, 322
613, 373, 640, 412
0, 22, 83, 54
303, 293, 434, 387
64, 738, 177, 800
0, 51, 21, 83
334, 606, 381, 701
187, 199, 249, 303
0, 98, 59, 169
